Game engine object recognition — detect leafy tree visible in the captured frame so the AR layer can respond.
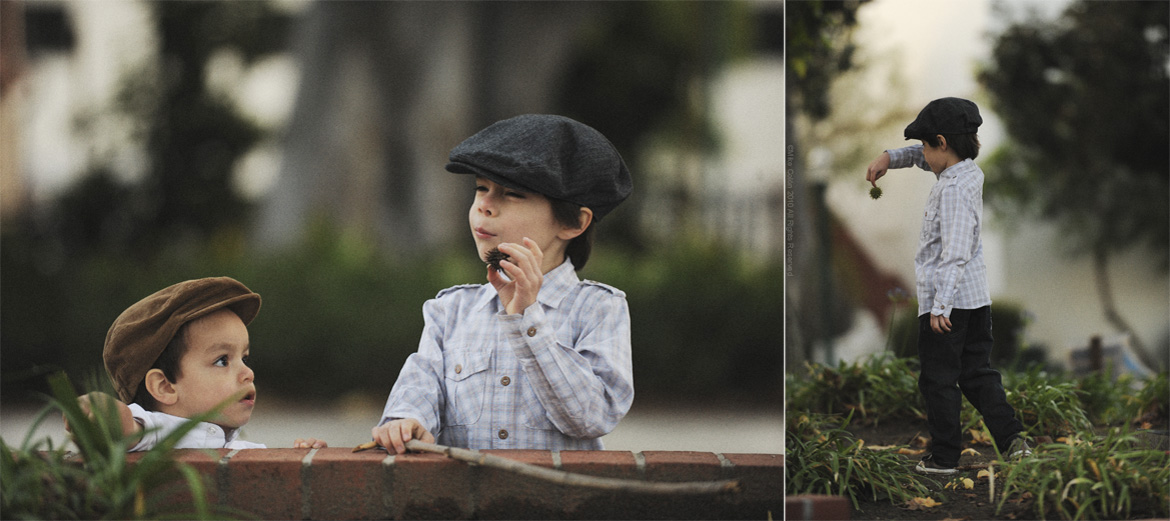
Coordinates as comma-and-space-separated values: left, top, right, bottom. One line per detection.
48, 1, 290, 259
785, 0, 868, 121
556, 1, 754, 249
979, 0, 1169, 368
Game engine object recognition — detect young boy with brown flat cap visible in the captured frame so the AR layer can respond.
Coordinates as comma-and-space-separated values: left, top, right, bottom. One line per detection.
865, 97, 1030, 475
67, 277, 327, 450
372, 114, 634, 453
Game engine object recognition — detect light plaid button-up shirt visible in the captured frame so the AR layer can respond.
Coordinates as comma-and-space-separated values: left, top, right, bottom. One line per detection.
378, 258, 634, 450
887, 144, 992, 318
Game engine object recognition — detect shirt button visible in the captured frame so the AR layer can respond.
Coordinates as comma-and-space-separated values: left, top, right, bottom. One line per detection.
501, 376, 511, 386
527, 327, 537, 337
498, 429, 508, 440
455, 364, 462, 374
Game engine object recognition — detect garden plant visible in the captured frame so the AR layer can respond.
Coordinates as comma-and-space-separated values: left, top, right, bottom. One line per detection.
1, 372, 223, 520
788, 356, 1170, 520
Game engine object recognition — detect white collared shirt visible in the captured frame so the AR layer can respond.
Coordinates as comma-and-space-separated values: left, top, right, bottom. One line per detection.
127, 403, 266, 451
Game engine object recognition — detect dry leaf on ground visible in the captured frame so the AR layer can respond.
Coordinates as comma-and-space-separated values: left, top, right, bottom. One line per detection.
904, 496, 942, 510
968, 428, 993, 445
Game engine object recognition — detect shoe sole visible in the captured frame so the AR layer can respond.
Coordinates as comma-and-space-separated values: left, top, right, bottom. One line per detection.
915, 462, 958, 476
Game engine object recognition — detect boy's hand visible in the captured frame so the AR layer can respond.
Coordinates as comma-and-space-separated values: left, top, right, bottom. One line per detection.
930, 313, 952, 334
866, 151, 891, 187
371, 418, 435, 455
65, 392, 141, 440
293, 438, 328, 449
487, 237, 544, 315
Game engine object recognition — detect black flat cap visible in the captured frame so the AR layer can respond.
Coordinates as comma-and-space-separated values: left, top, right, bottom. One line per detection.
446, 114, 632, 221
904, 97, 982, 140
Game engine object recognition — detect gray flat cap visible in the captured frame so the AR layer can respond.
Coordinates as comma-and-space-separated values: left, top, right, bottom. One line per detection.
446, 114, 632, 221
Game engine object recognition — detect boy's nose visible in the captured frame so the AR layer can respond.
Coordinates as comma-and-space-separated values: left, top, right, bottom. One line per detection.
241, 365, 254, 383
477, 197, 496, 216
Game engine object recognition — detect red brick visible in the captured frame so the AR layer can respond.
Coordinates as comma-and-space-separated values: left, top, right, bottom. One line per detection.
480, 449, 556, 467
390, 452, 473, 519
475, 450, 571, 519
128, 449, 226, 516
306, 448, 390, 520
787, 494, 851, 520
722, 453, 783, 516
222, 448, 304, 520
641, 451, 722, 482
559, 450, 640, 480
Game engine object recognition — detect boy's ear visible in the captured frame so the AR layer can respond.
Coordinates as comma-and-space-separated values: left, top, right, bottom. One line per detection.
936, 134, 949, 151
144, 368, 179, 406
557, 207, 593, 240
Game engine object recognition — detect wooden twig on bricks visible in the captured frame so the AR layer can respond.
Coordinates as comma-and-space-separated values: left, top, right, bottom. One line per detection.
353, 440, 740, 495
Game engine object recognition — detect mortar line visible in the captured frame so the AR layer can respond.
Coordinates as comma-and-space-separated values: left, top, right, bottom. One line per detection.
301, 448, 318, 520
381, 454, 396, 519
714, 452, 734, 479
550, 450, 562, 471
633, 451, 647, 479
217, 450, 240, 509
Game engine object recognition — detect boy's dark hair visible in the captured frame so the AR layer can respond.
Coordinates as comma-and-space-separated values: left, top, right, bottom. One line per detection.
131, 325, 190, 411
550, 198, 595, 270
924, 133, 981, 160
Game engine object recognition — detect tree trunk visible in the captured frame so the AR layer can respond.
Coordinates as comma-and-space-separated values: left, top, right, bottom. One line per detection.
1092, 245, 1159, 371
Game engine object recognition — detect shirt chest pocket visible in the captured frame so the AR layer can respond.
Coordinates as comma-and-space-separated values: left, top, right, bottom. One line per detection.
922, 205, 940, 240
443, 349, 490, 426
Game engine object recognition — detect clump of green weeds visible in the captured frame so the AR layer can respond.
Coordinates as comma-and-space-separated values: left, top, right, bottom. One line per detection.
786, 354, 924, 425
996, 426, 1170, 520
1, 372, 222, 519
1004, 366, 1092, 438
1126, 372, 1168, 428
1075, 369, 1136, 425
786, 412, 936, 509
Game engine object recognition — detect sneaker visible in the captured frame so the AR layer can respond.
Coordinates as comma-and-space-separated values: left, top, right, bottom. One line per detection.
915, 454, 958, 475
1007, 437, 1032, 459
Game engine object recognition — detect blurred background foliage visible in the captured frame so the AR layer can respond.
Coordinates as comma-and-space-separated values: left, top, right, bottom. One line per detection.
1, 218, 782, 403
1, 0, 782, 405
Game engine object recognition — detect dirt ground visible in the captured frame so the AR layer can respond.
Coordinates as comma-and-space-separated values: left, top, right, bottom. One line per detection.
842, 419, 1168, 521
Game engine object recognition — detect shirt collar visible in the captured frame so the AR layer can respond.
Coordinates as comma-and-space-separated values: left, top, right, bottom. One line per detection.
476, 256, 578, 311
939, 158, 974, 180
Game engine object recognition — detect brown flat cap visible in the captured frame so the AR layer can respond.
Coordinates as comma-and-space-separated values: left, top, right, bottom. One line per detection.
103, 277, 261, 402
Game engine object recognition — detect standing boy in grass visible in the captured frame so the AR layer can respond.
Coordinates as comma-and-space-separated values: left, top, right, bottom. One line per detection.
865, 97, 1029, 475
67, 277, 327, 450
372, 114, 634, 454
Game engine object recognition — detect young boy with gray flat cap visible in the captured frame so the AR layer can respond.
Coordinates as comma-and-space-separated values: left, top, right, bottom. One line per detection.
66, 277, 327, 450
865, 97, 1030, 475
372, 114, 634, 453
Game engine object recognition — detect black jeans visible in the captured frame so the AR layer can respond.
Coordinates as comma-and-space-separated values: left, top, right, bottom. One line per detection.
917, 306, 1024, 467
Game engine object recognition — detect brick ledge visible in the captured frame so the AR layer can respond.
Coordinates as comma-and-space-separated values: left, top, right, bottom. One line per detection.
130, 448, 781, 520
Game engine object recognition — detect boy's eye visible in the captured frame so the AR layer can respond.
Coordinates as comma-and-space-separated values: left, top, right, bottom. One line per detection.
505, 191, 526, 199
214, 356, 228, 367
242, 355, 250, 365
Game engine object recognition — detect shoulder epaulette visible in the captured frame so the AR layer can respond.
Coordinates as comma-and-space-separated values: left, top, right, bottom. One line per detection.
579, 279, 626, 297
435, 284, 482, 299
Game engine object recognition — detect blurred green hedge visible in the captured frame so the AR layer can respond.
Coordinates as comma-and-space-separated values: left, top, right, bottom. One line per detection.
1, 223, 781, 404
